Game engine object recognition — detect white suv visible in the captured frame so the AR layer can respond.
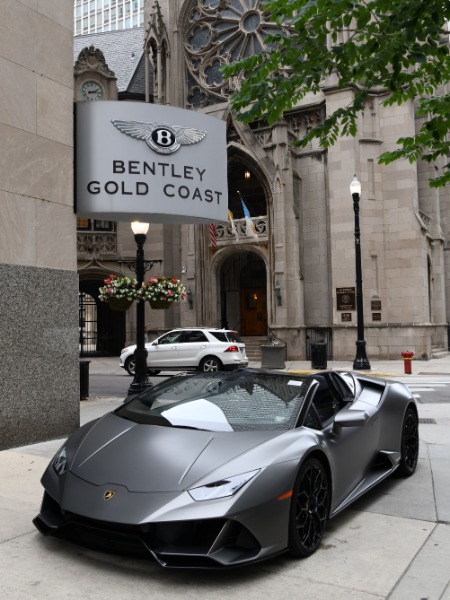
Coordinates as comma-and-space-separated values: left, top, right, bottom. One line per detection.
120, 328, 248, 375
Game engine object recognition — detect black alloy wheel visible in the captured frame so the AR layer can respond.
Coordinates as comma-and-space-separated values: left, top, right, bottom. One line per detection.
398, 407, 419, 476
288, 457, 330, 558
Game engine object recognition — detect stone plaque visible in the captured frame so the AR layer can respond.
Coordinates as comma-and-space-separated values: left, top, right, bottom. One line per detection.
337, 288, 356, 311
371, 300, 381, 311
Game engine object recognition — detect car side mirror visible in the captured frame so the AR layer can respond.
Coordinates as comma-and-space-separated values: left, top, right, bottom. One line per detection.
334, 410, 369, 429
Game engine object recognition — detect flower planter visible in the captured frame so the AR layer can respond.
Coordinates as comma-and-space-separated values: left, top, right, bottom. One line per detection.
261, 344, 286, 369
149, 299, 171, 310
99, 275, 138, 308
108, 298, 133, 311
140, 276, 186, 306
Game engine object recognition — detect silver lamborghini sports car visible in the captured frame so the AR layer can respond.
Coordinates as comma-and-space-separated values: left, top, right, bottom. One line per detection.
33, 369, 419, 569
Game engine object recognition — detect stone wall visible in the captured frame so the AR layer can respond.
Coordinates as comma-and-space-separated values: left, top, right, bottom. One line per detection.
0, 1, 78, 449
0, 264, 80, 449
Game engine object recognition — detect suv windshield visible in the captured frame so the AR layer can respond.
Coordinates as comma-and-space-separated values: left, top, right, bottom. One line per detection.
116, 372, 309, 432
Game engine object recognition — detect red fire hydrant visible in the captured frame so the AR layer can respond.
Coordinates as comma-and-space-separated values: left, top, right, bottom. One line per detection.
401, 351, 414, 375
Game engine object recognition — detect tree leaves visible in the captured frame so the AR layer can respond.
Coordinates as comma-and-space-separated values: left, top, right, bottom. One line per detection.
223, 0, 450, 187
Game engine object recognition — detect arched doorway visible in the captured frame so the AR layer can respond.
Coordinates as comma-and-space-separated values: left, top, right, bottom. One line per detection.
219, 252, 267, 336
227, 152, 267, 219
79, 279, 126, 356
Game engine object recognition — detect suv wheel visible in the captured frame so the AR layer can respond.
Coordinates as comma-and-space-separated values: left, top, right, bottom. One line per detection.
200, 356, 222, 372
124, 356, 136, 376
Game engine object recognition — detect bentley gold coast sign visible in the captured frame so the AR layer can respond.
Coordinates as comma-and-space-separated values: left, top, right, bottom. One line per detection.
75, 101, 228, 224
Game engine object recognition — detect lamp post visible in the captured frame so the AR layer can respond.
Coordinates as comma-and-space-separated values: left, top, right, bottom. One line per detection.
128, 221, 152, 396
350, 176, 371, 371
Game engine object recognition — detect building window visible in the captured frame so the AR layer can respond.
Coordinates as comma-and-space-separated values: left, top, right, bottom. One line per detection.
184, 0, 290, 108
77, 218, 115, 232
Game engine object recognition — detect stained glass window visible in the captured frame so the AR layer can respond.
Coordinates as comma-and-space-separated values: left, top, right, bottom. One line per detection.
184, 0, 286, 109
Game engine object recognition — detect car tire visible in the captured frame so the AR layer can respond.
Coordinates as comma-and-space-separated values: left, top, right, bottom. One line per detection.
397, 407, 419, 477
147, 369, 161, 376
199, 356, 222, 372
124, 356, 136, 376
288, 457, 330, 558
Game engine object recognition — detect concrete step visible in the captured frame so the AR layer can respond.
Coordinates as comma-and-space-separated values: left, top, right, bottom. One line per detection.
241, 336, 266, 361
431, 347, 449, 359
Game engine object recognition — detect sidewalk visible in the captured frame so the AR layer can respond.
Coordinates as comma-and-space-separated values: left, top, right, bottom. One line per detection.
0, 356, 449, 599
88, 352, 450, 378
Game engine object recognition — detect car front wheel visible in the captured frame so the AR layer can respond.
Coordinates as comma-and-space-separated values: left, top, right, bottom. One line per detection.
124, 356, 136, 376
397, 407, 419, 477
288, 457, 330, 558
125, 357, 159, 377
199, 356, 222, 372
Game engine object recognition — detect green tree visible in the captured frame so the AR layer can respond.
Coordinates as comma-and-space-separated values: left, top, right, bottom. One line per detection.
223, 0, 450, 187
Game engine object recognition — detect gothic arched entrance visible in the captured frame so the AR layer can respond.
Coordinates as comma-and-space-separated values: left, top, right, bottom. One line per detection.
219, 252, 267, 336
79, 279, 126, 356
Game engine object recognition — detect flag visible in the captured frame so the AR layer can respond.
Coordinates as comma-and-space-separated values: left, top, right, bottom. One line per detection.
209, 223, 217, 248
240, 197, 258, 240
228, 209, 239, 239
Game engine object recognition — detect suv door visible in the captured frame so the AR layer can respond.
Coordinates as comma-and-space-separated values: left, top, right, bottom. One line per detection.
148, 330, 183, 367
177, 330, 209, 367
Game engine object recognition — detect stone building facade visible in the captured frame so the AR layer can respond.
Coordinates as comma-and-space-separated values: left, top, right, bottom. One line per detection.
0, 2, 78, 449
75, 1, 450, 363
145, 0, 450, 360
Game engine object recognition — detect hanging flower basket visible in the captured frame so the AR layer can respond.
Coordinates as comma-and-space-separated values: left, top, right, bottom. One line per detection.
108, 297, 133, 311
149, 299, 171, 310
99, 275, 139, 309
139, 276, 187, 308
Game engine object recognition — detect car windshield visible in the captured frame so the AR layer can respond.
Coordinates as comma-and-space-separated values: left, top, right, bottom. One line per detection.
115, 372, 310, 432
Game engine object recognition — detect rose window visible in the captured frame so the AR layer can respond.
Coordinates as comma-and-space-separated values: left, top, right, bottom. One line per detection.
184, 0, 284, 109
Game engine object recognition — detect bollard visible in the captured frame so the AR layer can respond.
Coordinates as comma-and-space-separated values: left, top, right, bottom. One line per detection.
311, 342, 327, 369
80, 360, 90, 400
401, 351, 414, 375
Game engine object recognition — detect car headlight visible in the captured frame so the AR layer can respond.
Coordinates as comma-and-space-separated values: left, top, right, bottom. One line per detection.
52, 445, 68, 476
188, 469, 260, 501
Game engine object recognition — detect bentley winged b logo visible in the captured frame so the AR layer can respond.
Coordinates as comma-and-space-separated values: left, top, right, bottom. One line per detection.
111, 119, 207, 155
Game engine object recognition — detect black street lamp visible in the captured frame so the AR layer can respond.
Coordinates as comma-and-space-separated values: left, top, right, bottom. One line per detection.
128, 221, 152, 396
350, 176, 371, 371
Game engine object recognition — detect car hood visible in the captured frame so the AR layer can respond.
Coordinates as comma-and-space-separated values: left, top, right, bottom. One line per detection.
69, 413, 280, 493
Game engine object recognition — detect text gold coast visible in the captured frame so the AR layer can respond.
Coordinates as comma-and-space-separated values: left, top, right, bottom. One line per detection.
86, 160, 224, 204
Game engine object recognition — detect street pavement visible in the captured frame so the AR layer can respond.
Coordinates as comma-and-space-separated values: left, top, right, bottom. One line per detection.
1, 356, 449, 599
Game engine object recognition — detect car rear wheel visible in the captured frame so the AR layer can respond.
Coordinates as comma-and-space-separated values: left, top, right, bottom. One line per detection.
199, 356, 222, 372
288, 457, 330, 558
397, 407, 419, 477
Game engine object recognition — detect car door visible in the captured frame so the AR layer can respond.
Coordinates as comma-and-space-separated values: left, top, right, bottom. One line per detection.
304, 374, 380, 510
148, 330, 183, 367
177, 330, 209, 367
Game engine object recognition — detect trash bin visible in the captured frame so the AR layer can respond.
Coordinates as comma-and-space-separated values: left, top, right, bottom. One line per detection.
261, 344, 286, 369
311, 343, 327, 369
80, 360, 90, 401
